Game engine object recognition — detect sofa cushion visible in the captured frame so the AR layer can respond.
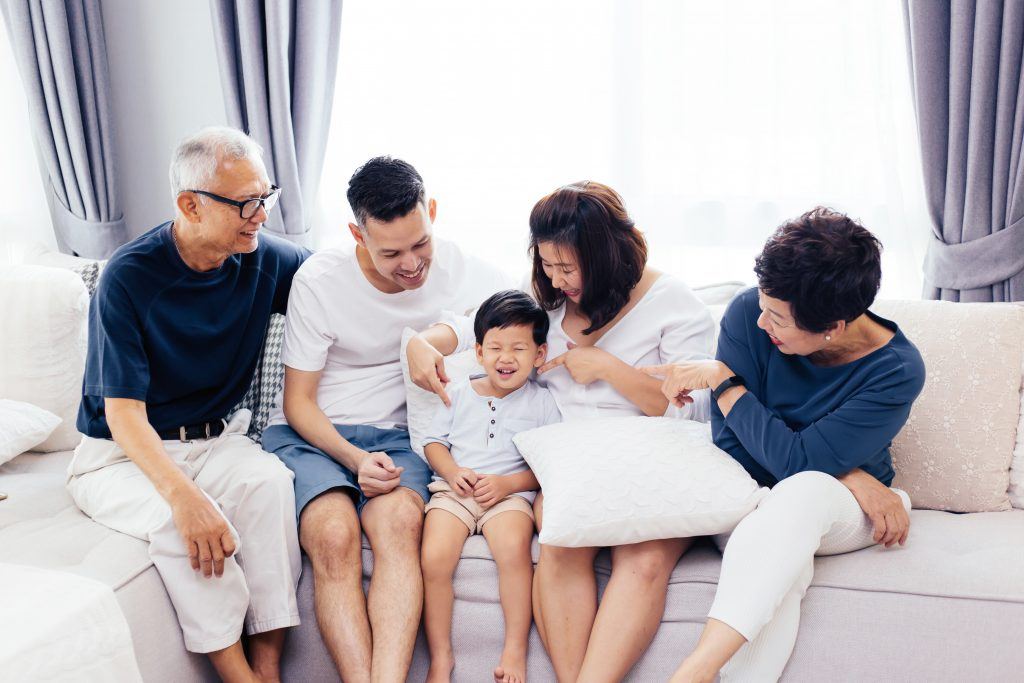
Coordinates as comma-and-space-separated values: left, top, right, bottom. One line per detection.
0, 451, 153, 590
873, 300, 1024, 512
0, 266, 89, 452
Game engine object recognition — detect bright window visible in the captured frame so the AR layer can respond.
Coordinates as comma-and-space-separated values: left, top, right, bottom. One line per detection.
317, 0, 928, 298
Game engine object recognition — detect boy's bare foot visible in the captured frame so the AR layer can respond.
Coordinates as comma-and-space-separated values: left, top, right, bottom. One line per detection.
426, 655, 455, 683
493, 648, 527, 683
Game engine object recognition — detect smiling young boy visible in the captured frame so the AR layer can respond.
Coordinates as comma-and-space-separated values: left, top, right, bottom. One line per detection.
420, 290, 561, 683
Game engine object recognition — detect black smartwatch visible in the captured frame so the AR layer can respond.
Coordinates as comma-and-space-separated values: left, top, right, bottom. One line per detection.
711, 375, 746, 401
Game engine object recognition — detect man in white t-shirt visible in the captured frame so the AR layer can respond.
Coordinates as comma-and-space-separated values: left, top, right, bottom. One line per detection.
261, 157, 511, 682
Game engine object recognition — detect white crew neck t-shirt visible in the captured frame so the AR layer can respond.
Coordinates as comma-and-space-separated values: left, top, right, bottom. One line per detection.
266, 238, 512, 430
540, 275, 715, 421
450, 273, 715, 422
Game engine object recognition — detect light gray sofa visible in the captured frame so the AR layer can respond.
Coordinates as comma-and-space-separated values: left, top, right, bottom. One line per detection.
2, 259, 1023, 681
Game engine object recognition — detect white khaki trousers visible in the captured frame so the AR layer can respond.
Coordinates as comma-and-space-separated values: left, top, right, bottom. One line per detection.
66, 411, 301, 653
710, 470, 910, 682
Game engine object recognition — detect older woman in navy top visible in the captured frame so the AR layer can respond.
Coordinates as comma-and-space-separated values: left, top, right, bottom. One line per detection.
647, 207, 926, 682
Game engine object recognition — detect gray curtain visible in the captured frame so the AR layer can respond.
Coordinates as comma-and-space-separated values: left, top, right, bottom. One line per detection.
210, 0, 343, 246
903, 0, 1024, 301
1, 0, 126, 258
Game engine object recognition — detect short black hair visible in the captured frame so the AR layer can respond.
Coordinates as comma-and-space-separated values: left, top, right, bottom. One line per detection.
346, 156, 425, 225
754, 206, 882, 333
473, 290, 550, 346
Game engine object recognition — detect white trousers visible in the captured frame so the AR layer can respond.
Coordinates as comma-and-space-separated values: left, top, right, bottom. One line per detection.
66, 411, 301, 653
710, 471, 910, 682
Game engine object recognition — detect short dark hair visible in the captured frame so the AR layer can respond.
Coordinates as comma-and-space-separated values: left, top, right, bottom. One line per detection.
346, 156, 425, 226
529, 181, 647, 335
754, 206, 882, 333
473, 290, 550, 346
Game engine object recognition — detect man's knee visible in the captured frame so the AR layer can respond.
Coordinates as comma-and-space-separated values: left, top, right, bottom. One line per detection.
300, 495, 362, 577
363, 488, 424, 548
366, 488, 424, 532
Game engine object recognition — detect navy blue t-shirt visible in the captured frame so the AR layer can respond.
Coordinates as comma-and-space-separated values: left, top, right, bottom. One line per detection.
77, 222, 309, 438
712, 287, 926, 487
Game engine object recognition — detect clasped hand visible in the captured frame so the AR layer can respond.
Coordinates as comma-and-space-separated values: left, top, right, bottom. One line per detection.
357, 450, 405, 497
447, 468, 508, 509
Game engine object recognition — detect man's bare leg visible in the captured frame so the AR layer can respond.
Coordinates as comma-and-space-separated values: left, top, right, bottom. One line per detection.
208, 640, 259, 683
361, 487, 425, 683
300, 491, 372, 683
247, 628, 286, 683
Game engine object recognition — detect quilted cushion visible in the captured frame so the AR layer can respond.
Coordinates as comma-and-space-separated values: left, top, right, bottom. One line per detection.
873, 300, 1024, 512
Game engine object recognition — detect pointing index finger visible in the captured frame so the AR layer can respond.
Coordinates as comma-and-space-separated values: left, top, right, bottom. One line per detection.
538, 353, 568, 374
429, 373, 451, 407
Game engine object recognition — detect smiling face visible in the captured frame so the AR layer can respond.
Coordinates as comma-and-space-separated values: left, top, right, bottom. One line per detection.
475, 324, 547, 394
756, 290, 832, 356
181, 156, 272, 256
349, 200, 436, 292
536, 241, 583, 303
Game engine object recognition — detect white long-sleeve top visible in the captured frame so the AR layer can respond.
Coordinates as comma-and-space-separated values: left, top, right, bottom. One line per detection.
446, 274, 716, 422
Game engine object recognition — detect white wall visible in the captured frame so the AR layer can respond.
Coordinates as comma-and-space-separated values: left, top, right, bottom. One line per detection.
0, 0, 225, 262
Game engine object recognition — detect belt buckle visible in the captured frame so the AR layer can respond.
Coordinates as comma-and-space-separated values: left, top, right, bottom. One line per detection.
179, 426, 187, 442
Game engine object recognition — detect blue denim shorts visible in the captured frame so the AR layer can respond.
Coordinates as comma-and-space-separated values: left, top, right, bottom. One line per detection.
261, 423, 432, 520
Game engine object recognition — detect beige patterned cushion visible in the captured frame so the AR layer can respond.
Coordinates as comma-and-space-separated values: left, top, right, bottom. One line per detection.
873, 300, 1024, 512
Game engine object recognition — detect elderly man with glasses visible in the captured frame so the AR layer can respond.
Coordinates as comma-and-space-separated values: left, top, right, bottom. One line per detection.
67, 126, 309, 682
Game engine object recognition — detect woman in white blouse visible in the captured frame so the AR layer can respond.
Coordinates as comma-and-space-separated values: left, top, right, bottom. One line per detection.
408, 181, 714, 682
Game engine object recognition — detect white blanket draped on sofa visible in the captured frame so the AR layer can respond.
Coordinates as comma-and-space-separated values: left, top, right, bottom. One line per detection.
0, 563, 142, 682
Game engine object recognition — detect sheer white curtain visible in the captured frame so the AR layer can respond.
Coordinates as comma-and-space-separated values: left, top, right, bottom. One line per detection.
317, 0, 927, 298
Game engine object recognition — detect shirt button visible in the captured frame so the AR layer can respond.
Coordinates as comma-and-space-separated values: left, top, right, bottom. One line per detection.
491, 406, 496, 411
489, 433, 494, 438
490, 419, 495, 424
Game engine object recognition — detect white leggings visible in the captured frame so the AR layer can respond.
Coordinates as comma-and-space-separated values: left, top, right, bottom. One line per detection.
66, 411, 302, 653
709, 470, 910, 682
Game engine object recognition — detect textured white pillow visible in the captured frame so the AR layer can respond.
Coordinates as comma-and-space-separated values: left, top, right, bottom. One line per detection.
0, 265, 88, 452
400, 327, 484, 457
514, 416, 767, 547
0, 399, 62, 464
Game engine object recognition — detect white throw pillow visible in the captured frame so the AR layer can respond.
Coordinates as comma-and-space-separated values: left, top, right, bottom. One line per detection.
0, 399, 61, 464
514, 416, 767, 547
400, 327, 484, 457
0, 265, 88, 452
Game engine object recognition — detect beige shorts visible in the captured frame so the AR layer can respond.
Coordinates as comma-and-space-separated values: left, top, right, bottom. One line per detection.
424, 480, 535, 534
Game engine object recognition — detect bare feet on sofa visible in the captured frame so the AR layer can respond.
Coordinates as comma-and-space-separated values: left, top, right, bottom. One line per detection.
426, 655, 455, 683
493, 647, 526, 683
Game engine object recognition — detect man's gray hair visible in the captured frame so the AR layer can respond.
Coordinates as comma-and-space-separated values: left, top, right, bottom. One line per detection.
169, 126, 266, 199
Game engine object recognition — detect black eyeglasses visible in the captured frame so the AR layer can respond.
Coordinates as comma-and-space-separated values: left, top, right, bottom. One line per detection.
185, 185, 281, 219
